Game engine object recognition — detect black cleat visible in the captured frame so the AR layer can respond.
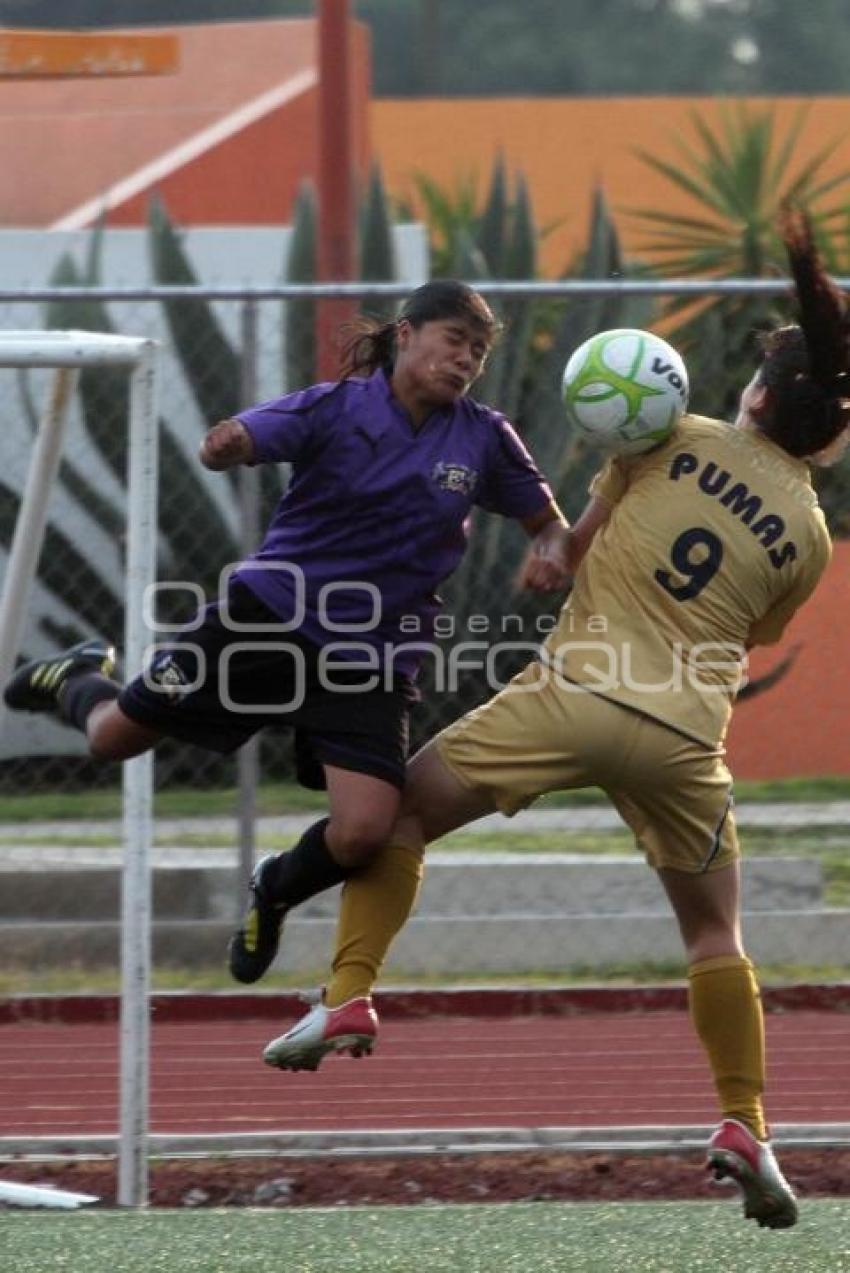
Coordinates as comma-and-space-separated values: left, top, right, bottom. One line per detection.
228, 855, 288, 984
4, 640, 116, 714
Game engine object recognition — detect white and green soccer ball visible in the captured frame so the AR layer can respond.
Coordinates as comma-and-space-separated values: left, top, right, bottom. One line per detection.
561, 328, 689, 455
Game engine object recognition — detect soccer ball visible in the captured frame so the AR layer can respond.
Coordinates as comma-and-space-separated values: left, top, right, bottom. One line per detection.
561, 328, 689, 455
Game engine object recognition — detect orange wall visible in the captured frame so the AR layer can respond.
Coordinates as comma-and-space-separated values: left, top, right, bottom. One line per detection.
372, 97, 850, 277
374, 94, 850, 779
110, 22, 372, 228
110, 90, 320, 226
726, 540, 850, 780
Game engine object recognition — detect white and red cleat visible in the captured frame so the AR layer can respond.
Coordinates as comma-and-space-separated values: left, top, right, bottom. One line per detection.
263, 991, 378, 1072
707, 1118, 798, 1229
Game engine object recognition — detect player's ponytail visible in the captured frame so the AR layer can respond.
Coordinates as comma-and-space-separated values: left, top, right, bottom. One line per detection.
756, 206, 850, 458
338, 319, 397, 379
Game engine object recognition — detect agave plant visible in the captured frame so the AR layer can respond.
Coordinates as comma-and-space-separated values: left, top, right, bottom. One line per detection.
477, 151, 510, 277
629, 103, 850, 280
284, 179, 318, 392
147, 195, 288, 528
47, 219, 241, 603
401, 169, 483, 278
474, 168, 538, 412
628, 103, 850, 525
148, 194, 242, 428
358, 161, 399, 324
627, 103, 850, 417
418, 187, 658, 743
522, 186, 658, 513
284, 165, 400, 390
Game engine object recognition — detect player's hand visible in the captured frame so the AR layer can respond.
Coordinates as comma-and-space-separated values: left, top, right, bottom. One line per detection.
199, 418, 255, 470
515, 522, 572, 592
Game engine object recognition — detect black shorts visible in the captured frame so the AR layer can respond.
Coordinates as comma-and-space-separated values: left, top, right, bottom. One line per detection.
118, 581, 414, 791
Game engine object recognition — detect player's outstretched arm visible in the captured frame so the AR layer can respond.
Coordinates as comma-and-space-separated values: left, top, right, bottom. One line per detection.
565, 495, 611, 571
515, 495, 612, 591
516, 500, 571, 592
199, 418, 256, 470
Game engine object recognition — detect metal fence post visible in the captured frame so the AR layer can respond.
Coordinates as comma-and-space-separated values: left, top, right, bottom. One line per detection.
118, 339, 160, 1209
236, 297, 261, 905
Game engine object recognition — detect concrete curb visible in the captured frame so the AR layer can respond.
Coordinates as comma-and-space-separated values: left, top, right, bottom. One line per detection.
3, 907, 848, 972
2, 982, 849, 1026
2, 1123, 849, 1162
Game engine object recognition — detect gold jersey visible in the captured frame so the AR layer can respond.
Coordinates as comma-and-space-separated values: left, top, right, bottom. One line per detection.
544, 414, 831, 747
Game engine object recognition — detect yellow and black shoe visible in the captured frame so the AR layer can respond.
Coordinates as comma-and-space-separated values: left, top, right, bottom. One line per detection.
4, 640, 116, 714
228, 855, 288, 984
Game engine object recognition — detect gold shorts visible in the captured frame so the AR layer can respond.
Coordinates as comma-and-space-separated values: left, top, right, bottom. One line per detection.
435, 661, 738, 874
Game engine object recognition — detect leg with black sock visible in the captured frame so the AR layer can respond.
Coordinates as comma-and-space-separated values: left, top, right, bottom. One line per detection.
261, 818, 349, 905
229, 817, 353, 984
64, 675, 162, 763
1, 638, 158, 761
230, 764, 405, 983
59, 674, 120, 731
4, 639, 117, 718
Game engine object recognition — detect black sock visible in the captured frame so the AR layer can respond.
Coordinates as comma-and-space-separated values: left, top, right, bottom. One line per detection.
264, 817, 351, 907
59, 674, 120, 732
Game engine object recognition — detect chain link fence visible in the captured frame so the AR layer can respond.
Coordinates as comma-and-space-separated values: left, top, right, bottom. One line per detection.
0, 281, 847, 989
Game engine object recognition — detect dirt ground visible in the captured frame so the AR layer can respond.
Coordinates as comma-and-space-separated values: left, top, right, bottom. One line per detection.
2, 1149, 849, 1208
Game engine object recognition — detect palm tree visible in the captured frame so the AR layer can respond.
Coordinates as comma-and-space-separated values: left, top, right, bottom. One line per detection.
627, 102, 850, 531
630, 103, 850, 276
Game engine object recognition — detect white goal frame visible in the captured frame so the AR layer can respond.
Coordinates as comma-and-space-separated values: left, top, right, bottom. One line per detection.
0, 331, 159, 1208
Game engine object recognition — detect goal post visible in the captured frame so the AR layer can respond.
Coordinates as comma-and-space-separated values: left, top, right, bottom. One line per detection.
0, 331, 160, 1208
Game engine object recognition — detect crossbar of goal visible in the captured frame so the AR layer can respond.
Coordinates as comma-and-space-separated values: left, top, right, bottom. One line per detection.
0, 330, 159, 1208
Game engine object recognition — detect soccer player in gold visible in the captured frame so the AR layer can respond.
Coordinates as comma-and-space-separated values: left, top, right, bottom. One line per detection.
264, 208, 850, 1230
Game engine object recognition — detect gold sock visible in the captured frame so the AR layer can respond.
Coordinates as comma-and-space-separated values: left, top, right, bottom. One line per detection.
688, 954, 767, 1140
324, 842, 424, 1008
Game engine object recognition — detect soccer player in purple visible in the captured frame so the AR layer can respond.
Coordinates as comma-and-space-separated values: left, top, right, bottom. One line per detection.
4, 281, 568, 982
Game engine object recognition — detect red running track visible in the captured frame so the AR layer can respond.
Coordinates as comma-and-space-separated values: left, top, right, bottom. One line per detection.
0, 989, 848, 1143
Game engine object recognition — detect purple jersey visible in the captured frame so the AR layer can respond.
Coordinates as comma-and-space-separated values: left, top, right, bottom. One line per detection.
233, 369, 552, 675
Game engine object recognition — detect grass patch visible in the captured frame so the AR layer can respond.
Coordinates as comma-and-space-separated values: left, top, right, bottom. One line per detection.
0, 783, 330, 824
825, 855, 850, 908
4, 1201, 850, 1272
2, 773, 850, 824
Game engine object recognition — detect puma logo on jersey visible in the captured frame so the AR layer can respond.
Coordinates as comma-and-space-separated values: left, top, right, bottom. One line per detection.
668, 452, 797, 570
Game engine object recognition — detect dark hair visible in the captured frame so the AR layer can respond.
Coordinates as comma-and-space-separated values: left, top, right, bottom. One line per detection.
754, 205, 850, 458
338, 280, 501, 380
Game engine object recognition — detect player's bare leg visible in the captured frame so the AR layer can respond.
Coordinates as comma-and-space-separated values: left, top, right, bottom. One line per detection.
324, 767, 403, 869
85, 701, 162, 760
396, 740, 501, 846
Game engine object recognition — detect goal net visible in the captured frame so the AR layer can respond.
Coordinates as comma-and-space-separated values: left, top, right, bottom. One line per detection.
0, 331, 159, 1207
